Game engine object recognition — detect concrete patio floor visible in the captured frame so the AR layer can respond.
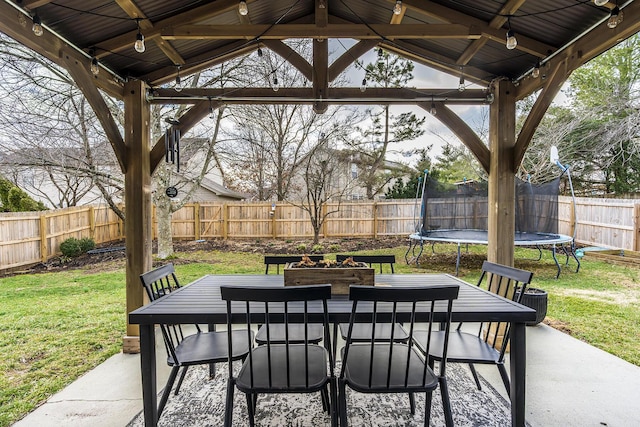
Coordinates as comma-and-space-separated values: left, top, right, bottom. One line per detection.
12, 323, 640, 427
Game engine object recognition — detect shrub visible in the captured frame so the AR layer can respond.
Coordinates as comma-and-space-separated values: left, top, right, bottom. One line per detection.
296, 243, 307, 252
79, 237, 96, 253
60, 237, 95, 258
328, 244, 341, 252
311, 244, 324, 253
60, 238, 82, 258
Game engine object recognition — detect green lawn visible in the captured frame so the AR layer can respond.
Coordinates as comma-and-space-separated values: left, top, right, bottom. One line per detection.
1, 242, 639, 426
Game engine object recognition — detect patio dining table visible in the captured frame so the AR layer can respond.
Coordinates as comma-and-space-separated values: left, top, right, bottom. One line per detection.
129, 273, 536, 427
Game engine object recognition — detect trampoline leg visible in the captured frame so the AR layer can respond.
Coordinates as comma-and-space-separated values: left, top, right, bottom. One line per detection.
535, 245, 542, 261
405, 239, 413, 264
551, 244, 561, 279
455, 243, 461, 276
566, 244, 581, 273
416, 241, 424, 265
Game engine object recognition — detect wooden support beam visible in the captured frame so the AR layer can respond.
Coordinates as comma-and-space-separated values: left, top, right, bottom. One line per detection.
516, 1, 640, 99
514, 59, 573, 169
401, 0, 554, 57
456, 0, 528, 65
487, 79, 516, 267
148, 87, 489, 104
150, 101, 215, 172
61, 51, 127, 172
419, 102, 490, 173
262, 40, 313, 81
329, 40, 378, 82
162, 23, 482, 40
94, 0, 242, 57
313, 39, 329, 114
0, 1, 123, 99
123, 79, 152, 353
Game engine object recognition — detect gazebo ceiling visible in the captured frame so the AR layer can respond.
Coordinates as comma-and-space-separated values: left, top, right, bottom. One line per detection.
2, 0, 639, 102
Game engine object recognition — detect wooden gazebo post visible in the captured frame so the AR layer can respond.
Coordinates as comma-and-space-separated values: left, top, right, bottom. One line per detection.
122, 79, 153, 353
487, 79, 516, 268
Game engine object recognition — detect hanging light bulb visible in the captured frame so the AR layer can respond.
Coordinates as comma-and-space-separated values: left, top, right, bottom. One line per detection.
393, 0, 402, 15
90, 57, 100, 76
238, 0, 248, 16
174, 66, 183, 92
458, 68, 465, 92
505, 17, 517, 50
318, 0, 326, 8
377, 48, 385, 66
257, 47, 263, 58
134, 20, 145, 53
272, 74, 279, 92
593, 0, 609, 6
430, 99, 437, 116
209, 98, 215, 119
32, 13, 43, 37
608, 6, 623, 29
532, 60, 541, 78
360, 77, 367, 93
506, 29, 517, 50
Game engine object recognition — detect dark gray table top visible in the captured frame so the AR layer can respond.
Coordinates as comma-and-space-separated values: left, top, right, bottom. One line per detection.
129, 274, 536, 325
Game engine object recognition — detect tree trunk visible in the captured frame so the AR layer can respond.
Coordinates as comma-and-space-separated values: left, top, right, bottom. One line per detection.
156, 196, 174, 259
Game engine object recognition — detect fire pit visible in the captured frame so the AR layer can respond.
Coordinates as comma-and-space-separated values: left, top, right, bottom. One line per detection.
284, 255, 375, 295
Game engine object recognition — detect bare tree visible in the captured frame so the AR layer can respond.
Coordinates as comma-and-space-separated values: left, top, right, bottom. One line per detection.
289, 137, 354, 243
0, 35, 123, 214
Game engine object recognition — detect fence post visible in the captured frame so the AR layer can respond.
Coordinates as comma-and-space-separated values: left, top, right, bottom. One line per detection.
373, 202, 378, 238
272, 203, 277, 238
88, 206, 96, 240
222, 203, 228, 239
634, 204, 640, 252
194, 203, 201, 240
39, 213, 48, 263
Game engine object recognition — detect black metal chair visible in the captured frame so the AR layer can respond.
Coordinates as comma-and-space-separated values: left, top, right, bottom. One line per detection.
338, 284, 460, 427
336, 253, 403, 353
259, 255, 325, 345
413, 261, 534, 395
139, 264, 253, 418
336, 254, 396, 273
221, 284, 337, 427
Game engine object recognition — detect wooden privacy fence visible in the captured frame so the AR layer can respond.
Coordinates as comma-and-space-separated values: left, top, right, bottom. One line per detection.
1, 196, 639, 271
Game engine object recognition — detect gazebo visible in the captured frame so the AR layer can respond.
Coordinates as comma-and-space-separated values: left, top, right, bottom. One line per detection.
1, 0, 638, 351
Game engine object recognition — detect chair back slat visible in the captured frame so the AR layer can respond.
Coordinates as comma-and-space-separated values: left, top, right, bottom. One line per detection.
221, 284, 333, 393
140, 264, 202, 365
340, 285, 459, 390
477, 261, 534, 360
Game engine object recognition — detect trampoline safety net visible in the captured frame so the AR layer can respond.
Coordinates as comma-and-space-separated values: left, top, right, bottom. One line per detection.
419, 177, 560, 235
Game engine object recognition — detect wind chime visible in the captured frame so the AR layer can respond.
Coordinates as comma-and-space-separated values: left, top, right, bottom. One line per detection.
164, 118, 180, 172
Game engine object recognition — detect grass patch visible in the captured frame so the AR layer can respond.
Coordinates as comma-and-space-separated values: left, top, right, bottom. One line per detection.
1, 241, 639, 425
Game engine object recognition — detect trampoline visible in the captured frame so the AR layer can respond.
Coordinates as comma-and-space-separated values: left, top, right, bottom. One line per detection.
407, 229, 578, 278
406, 170, 581, 278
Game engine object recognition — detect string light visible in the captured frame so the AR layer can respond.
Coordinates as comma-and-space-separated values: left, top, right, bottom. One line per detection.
506, 17, 517, 50
318, 0, 326, 8
458, 67, 465, 92
360, 77, 367, 93
377, 48, 385, 66
393, 0, 402, 15
607, 6, 623, 29
174, 65, 183, 92
238, 0, 248, 16
209, 98, 215, 119
32, 13, 43, 37
134, 19, 145, 53
90, 49, 99, 75
593, 0, 609, 6
272, 73, 279, 92
430, 98, 437, 116
532, 60, 540, 78
257, 47, 263, 58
